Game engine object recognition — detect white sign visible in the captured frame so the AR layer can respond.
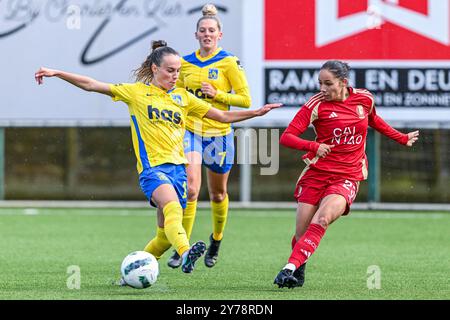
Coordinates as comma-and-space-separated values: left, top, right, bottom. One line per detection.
0, 0, 243, 126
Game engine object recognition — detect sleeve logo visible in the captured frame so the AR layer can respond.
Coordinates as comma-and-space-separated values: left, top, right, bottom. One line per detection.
171, 94, 182, 105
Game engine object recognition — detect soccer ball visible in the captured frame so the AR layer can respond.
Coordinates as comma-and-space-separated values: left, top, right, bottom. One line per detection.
120, 251, 159, 288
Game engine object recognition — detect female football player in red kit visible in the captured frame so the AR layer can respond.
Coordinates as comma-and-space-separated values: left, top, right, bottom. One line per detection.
274, 60, 419, 288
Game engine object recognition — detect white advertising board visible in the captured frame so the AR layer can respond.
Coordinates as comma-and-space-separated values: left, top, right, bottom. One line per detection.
0, 0, 243, 126
2, 0, 450, 128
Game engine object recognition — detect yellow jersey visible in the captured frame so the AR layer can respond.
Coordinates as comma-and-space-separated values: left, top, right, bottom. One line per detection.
110, 82, 211, 173
177, 47, 251, 137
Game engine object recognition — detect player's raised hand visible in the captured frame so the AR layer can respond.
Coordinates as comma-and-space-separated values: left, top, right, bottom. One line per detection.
255, 103, 282, 116
35, 67, 58, 85
406, 130, 419, 147
317, 143, 334, 158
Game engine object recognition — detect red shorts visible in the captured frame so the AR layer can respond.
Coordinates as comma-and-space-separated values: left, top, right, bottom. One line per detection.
294, 169, 360, 215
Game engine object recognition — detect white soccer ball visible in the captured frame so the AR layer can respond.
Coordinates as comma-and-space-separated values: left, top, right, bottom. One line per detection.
120, 251, 159, 288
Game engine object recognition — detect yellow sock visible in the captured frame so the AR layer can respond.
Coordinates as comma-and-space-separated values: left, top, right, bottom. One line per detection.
183, 200, 197, 240
211, 194, 229, 241
143, 227, 171, 260
163, 201, 190, 256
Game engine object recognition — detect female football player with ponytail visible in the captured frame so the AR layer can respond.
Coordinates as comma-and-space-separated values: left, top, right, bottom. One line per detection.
274, 60, 419, 288
167, 4, 252, 269
35, 40, 280, 280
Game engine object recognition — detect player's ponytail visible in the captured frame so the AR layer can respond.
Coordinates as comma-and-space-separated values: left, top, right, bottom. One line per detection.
151, 39, 167, 51
134, 40, 179, 83
202, 3, 218, 16
196, 3, 222, 31
320, 60, 350, 81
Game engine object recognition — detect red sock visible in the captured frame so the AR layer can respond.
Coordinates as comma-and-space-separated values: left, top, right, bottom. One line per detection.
291, 235, 297, 249
288, 223, 326, 268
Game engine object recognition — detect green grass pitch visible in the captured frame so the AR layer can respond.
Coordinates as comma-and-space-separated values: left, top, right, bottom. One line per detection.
0, 207, 448, 300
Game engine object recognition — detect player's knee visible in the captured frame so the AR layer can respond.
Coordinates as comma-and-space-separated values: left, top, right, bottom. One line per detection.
187, 185, 200, 201
317, 216, 329, 229
209, 190, 227, 203
187, 174, 201, 198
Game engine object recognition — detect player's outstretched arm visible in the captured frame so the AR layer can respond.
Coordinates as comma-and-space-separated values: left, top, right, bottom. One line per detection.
406, 130, 419, 147
204, 103, 282, 123
369, 107, 420, 146
35, 67, 113, 96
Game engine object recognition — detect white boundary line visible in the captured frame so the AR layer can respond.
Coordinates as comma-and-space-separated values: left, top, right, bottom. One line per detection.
0, 208, 448, 219
0, 201, 449, 212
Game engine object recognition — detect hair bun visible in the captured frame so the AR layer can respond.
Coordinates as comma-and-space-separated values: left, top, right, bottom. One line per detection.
202, 3, 217, 16
151, 40, 167, 51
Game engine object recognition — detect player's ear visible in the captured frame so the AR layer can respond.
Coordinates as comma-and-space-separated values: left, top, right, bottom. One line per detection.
342, 78, 349, 87
217, 31, 223, 41
151, 63, 158, 75
195, 32, 199, 40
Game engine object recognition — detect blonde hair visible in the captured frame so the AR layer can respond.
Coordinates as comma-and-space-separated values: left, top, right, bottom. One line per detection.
196, 3, 222, 31
133, 40, 179, 83
202, 3, 218, 15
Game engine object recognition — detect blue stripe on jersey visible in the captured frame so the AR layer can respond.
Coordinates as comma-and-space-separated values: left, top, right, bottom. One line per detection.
183, 50, 232, 68
131, 115, 151, 170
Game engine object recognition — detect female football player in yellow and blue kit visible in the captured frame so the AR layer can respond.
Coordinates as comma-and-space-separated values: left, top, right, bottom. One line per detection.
35, 40, 280, 277
167, 4, 252, 269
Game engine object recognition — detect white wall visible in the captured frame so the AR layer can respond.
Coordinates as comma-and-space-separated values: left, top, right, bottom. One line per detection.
0, 0, 243, 126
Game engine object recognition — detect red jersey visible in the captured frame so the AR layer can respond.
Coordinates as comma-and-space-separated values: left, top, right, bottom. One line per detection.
280, 87, 408, 181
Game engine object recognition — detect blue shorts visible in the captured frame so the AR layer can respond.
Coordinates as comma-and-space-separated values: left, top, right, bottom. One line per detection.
139, 163, 187, 209
184, 130, 234, 174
